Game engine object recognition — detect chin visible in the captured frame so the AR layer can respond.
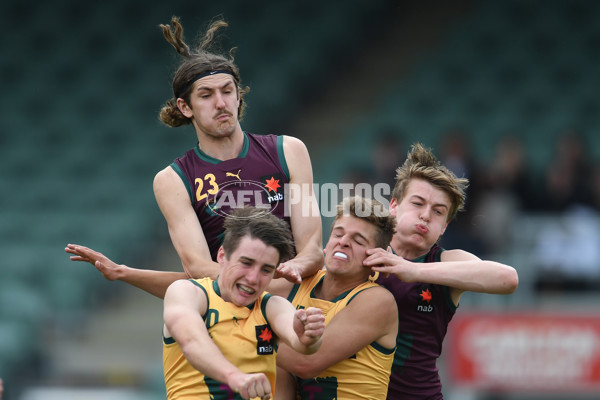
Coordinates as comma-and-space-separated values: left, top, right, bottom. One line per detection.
215, 123, 236, 135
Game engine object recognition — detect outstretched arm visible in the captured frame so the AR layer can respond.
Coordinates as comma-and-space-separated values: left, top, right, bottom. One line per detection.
154, 167, 221, 279
364, 247, 519, 305
164, 280, 272, 400
276, 136, 323, 284
65, 244, 185, 299
65, 165, 221, 300
266, 296, 324, 354
276, 287, 397, 379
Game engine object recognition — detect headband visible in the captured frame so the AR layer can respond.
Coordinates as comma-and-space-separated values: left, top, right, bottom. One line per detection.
176, 69, 235, 98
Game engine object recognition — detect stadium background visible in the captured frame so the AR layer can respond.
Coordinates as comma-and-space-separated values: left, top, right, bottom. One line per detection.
1, 0, 600, 399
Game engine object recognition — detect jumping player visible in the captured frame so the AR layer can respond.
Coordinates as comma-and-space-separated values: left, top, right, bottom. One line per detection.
69, 17, 323, 298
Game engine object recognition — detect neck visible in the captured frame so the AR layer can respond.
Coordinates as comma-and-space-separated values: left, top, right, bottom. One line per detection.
317, 272, 369, 301
196, 125, 244, 161
389, 235, 428, 260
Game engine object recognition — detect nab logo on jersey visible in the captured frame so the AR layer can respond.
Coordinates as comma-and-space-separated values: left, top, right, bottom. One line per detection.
416, 287, 434, 313
256, 324, 274, 355
260, 173, 284, 204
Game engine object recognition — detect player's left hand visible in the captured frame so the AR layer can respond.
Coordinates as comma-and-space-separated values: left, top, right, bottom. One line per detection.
65, 244, 125, 281
293, 307, 325, 347
364, 246, 416, 281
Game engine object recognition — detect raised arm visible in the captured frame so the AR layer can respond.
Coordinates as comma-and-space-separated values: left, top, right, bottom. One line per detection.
154, 166, 221, 279
277, 136, 323, 283
65, 166, 219, 299
276, 287, 398, 379
265, 296, 324, 354
365, 247, 519, 305
164, 280, 272, 400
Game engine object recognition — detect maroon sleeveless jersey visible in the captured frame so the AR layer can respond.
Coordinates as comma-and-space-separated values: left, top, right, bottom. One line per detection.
170, 132, 291, 260
376, 244, 457, 400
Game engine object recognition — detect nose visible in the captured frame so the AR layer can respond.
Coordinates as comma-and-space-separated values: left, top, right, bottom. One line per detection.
245, 267, 259, 284
339, 234, 351, 247
420, 207, 431, 222
215, 92, 226, 109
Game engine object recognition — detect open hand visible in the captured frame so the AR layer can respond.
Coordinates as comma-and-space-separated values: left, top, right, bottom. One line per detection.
65, 244, 124, 281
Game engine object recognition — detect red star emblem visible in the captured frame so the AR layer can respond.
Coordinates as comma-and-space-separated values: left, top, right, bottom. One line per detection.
258, 327, 273, 343
420, 289, 432, 303
264, 177, 280, 193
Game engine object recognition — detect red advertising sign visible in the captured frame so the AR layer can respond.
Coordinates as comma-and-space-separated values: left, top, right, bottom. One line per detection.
447, 312, 600, 392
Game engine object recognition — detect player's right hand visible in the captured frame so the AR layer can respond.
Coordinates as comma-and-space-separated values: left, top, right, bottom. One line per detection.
228, 372, 272, 400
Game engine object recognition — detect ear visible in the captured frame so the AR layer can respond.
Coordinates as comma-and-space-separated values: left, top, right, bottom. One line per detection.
217, 246, 226, 264
177, 98, 193, 118
389, 197, 399, 217
235, 89, 241, 110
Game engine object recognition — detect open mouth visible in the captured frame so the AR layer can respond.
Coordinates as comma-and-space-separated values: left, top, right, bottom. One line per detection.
333, 251, 349, 260
237, 283, 255, 295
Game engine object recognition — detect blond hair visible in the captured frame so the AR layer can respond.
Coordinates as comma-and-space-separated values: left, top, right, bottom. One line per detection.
335, 196, 396, 248
391, 143, 469, 221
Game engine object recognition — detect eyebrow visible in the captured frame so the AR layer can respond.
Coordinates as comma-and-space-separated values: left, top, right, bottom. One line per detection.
196, 80, 235, 92
332, 226, 370, 243
410, 195, 449, 210
239, 256, 276, 270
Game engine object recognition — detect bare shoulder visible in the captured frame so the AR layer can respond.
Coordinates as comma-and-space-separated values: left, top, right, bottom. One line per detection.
153, 166, 189, 206
352, 285, 397, 312
281, 136, 310, 165
166, 279, 197, 296
281, 136, 312, 183
153, 165, 180, 189
165, 279, 208, 308
264, 293, 291, 310
346, 285, 398, 340
282, 135, 308, 151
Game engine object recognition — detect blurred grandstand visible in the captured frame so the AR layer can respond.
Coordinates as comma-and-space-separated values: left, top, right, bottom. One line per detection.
1, 0, 599, 399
